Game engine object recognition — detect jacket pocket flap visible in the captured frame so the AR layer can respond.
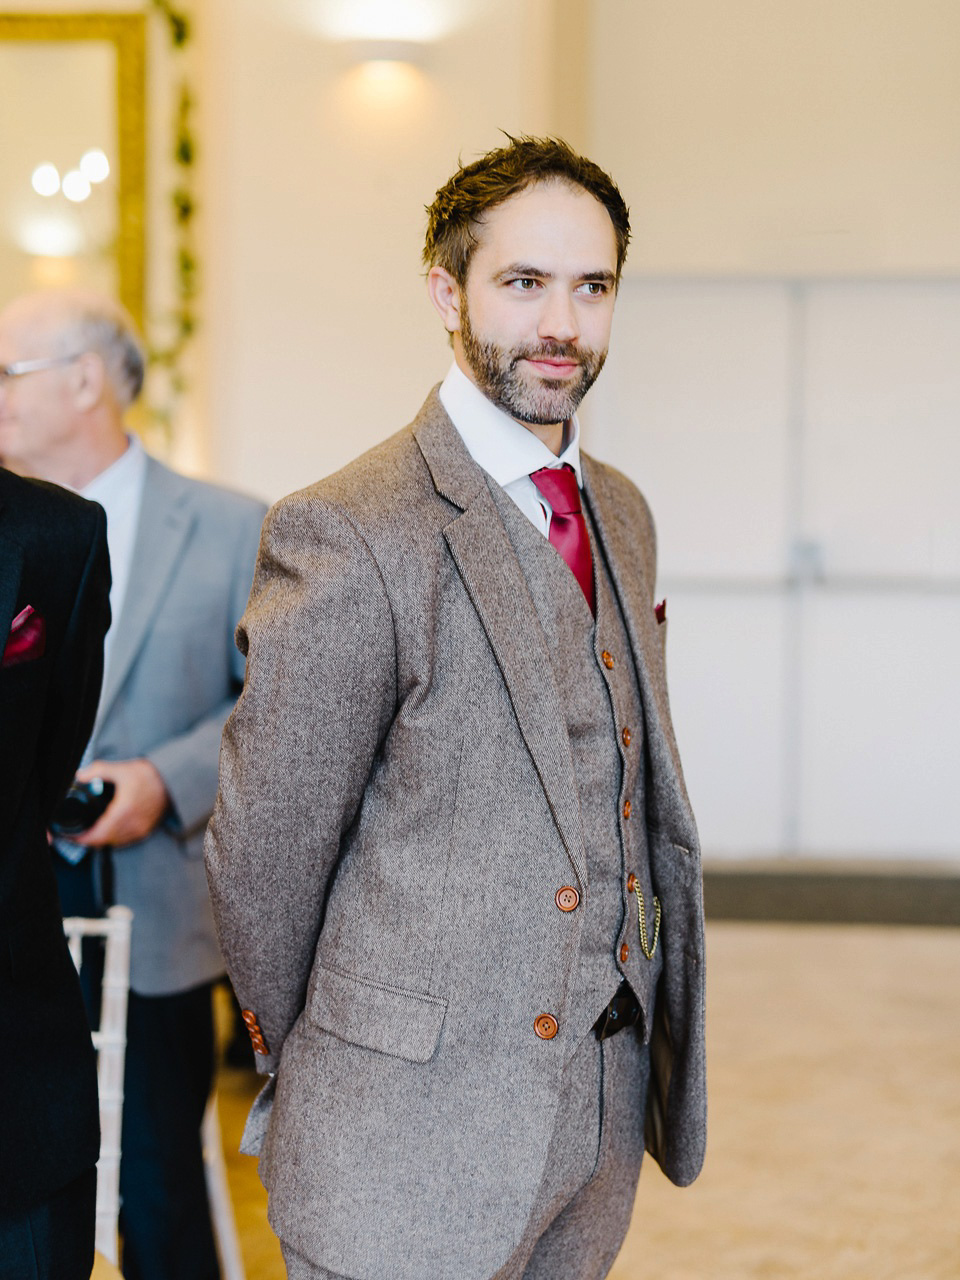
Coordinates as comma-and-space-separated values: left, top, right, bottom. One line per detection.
307, 965, 446, 1063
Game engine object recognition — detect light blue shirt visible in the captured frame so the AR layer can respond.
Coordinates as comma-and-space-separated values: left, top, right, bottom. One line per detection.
79, 434, 148, 683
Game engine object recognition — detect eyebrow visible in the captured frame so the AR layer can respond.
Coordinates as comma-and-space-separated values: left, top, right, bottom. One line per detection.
493, 263, 617, 286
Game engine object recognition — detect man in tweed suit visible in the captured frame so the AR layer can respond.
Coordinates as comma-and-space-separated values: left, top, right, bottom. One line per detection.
206, 136, 707, 1279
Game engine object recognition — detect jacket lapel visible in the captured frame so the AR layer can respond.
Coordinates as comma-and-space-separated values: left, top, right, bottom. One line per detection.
414, 395, 587, 885
581, 454, 695, 834
0, 498, 23, 660
95, 457, 194, 733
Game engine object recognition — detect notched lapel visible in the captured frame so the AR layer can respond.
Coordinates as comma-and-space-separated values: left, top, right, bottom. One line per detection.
444, 493, 587, 885
0, 520, 24, 662
414, 394, 587, 884
95, 460, 195, 731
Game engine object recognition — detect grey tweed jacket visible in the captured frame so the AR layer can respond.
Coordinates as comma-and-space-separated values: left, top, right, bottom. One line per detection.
204, 390, 706, 1279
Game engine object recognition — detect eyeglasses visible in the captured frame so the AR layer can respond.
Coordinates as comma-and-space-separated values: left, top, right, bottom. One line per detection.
0, 353, 83, 386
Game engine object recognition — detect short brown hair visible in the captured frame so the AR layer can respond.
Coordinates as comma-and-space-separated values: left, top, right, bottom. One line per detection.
423, 135, 631, 287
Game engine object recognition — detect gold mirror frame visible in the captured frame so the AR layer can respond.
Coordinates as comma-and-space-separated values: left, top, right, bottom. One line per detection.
0, 12, 146, 331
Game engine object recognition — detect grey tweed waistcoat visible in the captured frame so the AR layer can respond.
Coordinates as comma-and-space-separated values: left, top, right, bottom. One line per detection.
490, 482, 663, 1048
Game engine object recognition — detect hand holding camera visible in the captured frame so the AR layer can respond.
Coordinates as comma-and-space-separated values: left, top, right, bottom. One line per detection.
51, 758, 170, 847
50, 777, 116, 836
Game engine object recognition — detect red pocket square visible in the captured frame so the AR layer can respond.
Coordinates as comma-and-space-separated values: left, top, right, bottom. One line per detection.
655, 599, 667, 625
3, 605, 46, 667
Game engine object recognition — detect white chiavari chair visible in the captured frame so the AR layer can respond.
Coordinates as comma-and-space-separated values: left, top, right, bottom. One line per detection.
63, 904, 133, 1266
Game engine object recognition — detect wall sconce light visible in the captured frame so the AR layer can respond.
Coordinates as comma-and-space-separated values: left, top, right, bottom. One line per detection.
342, 38, 428, 68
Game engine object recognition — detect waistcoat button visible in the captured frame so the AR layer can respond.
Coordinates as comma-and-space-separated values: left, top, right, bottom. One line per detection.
622, 800, 632, 820
601, 650, 614, 669
555, 886, 580, 912
534, 1014, 559, 1040
622, 727, 632, 747
627, 873, 637, 893
619, 943, 630, 964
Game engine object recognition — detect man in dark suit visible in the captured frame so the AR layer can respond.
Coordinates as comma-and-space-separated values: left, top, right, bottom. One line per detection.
207, 137, 707, 1279
0, 464, 110, 1279
0, 289, 266, 1280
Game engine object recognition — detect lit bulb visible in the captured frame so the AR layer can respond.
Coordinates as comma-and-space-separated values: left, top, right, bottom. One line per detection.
62, 170, 92, 203
31, 163, 61, 197
80, 149, 110, 183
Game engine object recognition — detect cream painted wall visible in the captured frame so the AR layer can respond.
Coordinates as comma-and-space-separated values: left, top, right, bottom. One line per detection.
198, 0, 554, 502
195, 0, 960, 502
591, 0, 960, 276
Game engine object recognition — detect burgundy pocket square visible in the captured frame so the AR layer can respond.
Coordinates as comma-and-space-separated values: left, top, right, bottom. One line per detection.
655, 599, 667, 625
3, 605, 46, 667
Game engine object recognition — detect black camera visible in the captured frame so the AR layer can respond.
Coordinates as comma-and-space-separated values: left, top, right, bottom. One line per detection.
50, 778, 116, 837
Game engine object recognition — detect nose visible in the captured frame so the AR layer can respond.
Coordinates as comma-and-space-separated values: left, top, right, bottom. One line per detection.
537, 286, 579, 345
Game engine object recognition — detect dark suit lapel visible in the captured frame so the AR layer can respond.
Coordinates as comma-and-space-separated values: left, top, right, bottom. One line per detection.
95, 457, 194, 732
0, 503, 24, 660
414, 395, 587, 884
582, 454, 695, 827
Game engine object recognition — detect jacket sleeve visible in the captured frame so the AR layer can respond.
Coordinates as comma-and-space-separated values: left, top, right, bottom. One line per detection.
204, 490, 397, 1072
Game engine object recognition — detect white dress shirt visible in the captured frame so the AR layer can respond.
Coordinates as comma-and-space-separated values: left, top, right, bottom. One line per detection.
79, 433, 148, 681
438, 362, 584, 537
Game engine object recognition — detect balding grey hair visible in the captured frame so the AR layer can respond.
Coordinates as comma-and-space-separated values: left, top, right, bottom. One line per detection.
56, 298, 146, 409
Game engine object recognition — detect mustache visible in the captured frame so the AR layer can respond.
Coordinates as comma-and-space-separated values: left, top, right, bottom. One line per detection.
510, 341, 584, 365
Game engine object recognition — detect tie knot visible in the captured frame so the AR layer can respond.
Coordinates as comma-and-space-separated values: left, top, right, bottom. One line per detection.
530, 464, 582, 516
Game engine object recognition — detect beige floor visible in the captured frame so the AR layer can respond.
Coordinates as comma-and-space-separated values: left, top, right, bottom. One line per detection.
217, 922, 960, 1279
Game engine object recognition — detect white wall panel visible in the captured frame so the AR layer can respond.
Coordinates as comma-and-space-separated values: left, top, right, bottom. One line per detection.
801, 592, 960, 856
665, 591, 787, 856
584, 281, 793, 579
803, 283, 960, 579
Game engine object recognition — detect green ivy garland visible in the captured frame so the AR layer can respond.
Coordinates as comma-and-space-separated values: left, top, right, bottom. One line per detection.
146, 0, 196, 442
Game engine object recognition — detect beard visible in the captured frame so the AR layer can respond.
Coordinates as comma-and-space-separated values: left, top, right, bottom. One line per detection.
459, 304, 607, 426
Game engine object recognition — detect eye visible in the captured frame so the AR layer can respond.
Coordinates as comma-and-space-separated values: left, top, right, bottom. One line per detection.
508, 277, 539, 291
577, 280, 609, 297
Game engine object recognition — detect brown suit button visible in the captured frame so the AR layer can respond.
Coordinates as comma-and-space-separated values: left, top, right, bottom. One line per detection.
555, 886, 580, 912
627, 873, 637, 893
620, 943, 630, 963
534, 1014, 559, 1040
622, 727, 632, 747
241, 1009, 257, 1026
623, 800, 632, 820
601, 650, 615, 669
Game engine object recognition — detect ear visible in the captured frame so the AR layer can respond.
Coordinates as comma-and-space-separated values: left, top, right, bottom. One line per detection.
73, 351, 108, 413
427, 266, 463, 334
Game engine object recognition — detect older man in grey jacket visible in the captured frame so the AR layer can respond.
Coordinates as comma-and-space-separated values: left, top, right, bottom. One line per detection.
0, 288, 266, 1280
206, 136, 707, 1280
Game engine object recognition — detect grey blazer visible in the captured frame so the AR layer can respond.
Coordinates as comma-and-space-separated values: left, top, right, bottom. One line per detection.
205, 392, 706, 1279
91, 456, 265, 995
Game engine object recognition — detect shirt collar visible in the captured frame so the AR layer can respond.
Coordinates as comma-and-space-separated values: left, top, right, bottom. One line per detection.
80, 433, 147, 504
438, 362, 583, 489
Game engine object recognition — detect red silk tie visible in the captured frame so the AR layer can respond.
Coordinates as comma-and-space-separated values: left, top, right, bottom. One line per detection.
530, 464, 596, 615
